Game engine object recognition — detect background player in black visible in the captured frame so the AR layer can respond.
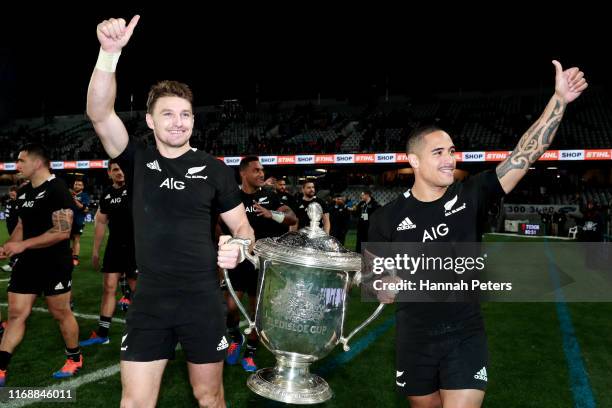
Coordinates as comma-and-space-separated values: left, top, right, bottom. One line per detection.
576, 201, 606, 242
369, 61, 587, 407
87, 16, 251, 408
222, 156, 296, 372
0, 144, 82, 385
275, 178, 297, 213
354, 190, 380, 253
4, 186, 18, 236
329, 194, 350, 245
292, 181, 330, 232
1, 186, 19, 273
70, 179, 90, 267
80, 160, 137, 347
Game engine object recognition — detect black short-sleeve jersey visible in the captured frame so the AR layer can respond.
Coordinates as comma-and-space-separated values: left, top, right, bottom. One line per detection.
239, 189, 286, 239
16, 175, 73, 259
369, 170, 505, 332
295, 197, 329, 229
116, 140, 241, 290
99, 184, 133, 248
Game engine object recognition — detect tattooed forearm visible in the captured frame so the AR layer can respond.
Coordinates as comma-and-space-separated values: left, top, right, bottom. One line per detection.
50, 209, 73, 233
496, 97, 566, 179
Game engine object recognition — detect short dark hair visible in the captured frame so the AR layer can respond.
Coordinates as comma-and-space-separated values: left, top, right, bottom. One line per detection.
239, 156, 260, 172
362, 190, 373, 197
146, 80, 194, 113
19, 143, 50, 167
406, 125, 444, 154
302, 180, 315, 187
108, 158, 122, 170
9, 185, 18, 192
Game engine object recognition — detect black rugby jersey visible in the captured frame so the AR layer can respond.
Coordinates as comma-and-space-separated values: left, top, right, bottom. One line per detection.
116, 140, 241, 290
295, 197, 329, 229
99, 184, 133, 248
369, 170, 505, 333
16, 175, 73, 259
239, 189, 286, 240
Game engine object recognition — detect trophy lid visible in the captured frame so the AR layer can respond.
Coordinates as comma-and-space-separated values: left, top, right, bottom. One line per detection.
253, 202, 361, 271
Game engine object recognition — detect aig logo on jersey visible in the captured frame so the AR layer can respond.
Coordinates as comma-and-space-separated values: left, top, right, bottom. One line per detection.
423, 223, 449, 242
160, 178, 186, 190
444, 195, 466, 217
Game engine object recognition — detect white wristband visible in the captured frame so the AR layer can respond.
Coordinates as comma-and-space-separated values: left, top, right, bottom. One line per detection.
95, 48, 121, 73
271, 211, 285, 224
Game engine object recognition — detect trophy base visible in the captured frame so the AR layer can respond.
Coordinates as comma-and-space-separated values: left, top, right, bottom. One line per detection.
247, 367, 332, 404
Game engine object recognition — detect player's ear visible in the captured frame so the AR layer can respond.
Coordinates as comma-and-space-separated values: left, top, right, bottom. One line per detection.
407, 152, 419, 169
145, 113, 155, 130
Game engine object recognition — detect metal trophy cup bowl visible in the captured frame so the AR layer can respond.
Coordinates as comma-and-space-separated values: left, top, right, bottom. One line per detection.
223, 202, 385, 404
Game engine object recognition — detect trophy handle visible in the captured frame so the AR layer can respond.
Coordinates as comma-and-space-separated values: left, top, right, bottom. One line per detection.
339, 303, 385, 352
222, 237, 259, 335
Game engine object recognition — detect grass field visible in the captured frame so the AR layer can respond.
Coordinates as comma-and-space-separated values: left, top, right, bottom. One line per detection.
0, 222, 609, 407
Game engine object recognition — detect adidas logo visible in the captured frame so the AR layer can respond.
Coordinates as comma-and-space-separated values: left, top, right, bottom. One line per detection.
18, 193, 26, 200
474, 367, 488, 382
146, 160, 161, 172
54, 282, 64, 290
105, 194, 111, 199
397, 217, 416, 231
217, 336, 229, 351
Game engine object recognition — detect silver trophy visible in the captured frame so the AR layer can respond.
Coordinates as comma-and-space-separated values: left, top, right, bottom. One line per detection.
224, 202, 385, 404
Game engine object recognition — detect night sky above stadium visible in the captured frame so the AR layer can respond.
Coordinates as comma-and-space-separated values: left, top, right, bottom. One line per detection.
1, 6, 609, 121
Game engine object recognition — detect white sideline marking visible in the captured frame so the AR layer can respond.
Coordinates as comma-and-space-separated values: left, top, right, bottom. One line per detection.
0, 303, 126, 325
0, 303, 248, 328
0, 278, 10, 282
3, 364, 121, 407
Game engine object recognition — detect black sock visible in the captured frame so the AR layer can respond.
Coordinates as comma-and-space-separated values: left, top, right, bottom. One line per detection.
97, 316, 112, 338
244, 338, 258, 358
228, 326, 242, 343
66, 347, 81, 363
0, 351, 11, 370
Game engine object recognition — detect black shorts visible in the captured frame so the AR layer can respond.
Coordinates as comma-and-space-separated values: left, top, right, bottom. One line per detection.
223, 260, 258, 296
8, 255, 73, 296
71, 223, 84, 237
121, 286, 228, 364
102, 243, 138, 279
396, 323, 488, 396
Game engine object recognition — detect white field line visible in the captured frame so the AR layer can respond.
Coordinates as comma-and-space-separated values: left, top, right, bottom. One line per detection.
0, 303, 126, 324
0, 303, 248, 328
3, 364, 121, 407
